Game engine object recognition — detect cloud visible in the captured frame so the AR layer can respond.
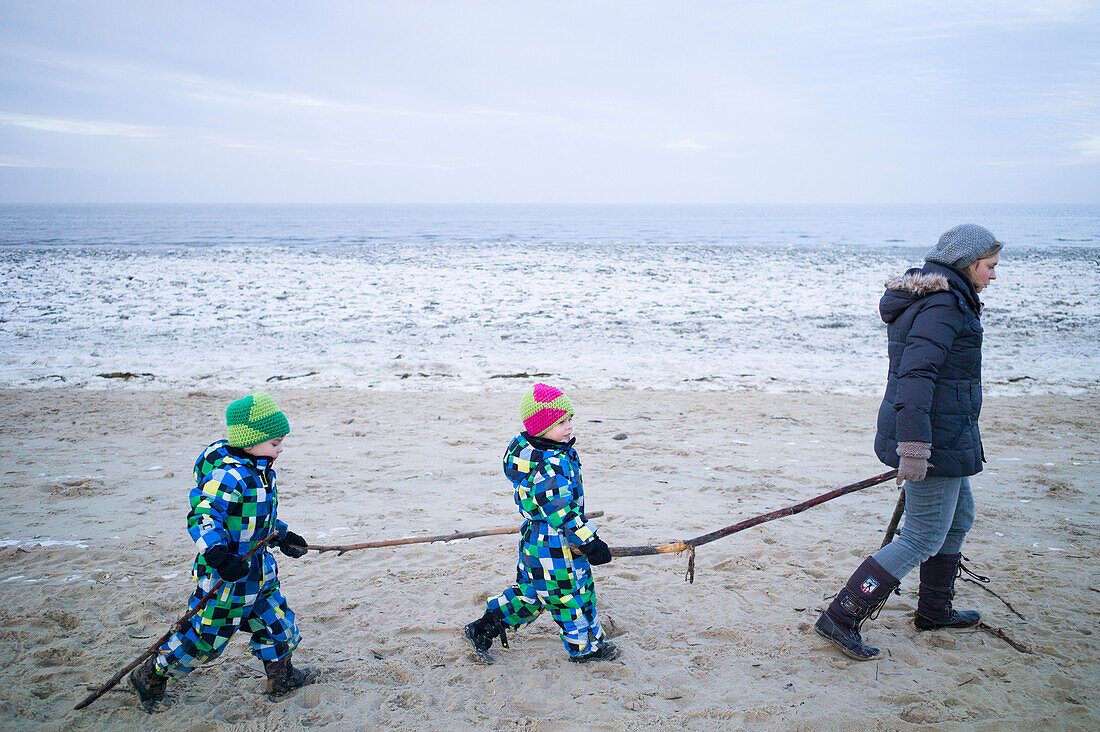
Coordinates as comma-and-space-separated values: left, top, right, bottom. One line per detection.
195, 133, 464, 170
0, 44, 611, 134
664, 139, 708, 151
0, 112, 162, 137
176, 77, 342, 112
0, 156, 60, 168
0, 104, 473, 171
1077, 133, 1100, 160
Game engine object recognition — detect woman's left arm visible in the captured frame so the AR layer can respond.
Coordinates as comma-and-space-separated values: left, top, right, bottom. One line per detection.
893, 298, 966, 445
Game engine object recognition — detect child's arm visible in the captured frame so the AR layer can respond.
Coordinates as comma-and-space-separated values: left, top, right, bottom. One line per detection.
528, 456, 596, 546
187, 469, 237, 554
186, 469, 254, 580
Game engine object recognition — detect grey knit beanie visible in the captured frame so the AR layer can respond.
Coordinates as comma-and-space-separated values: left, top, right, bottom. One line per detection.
924, 224, 1002, 269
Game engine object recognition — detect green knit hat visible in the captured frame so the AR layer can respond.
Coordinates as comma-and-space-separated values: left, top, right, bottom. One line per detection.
226, 392, 290, 447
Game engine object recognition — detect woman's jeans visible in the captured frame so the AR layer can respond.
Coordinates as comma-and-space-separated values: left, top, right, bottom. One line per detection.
872, 476, 975, 580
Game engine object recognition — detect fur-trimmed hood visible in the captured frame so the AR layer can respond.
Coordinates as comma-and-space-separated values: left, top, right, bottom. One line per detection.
880, 263, 980, 324
884, 270, 950, 297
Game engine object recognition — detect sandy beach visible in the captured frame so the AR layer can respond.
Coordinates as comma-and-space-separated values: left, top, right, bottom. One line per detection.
3, 0, 1099, 727
0, 386, 1096, 730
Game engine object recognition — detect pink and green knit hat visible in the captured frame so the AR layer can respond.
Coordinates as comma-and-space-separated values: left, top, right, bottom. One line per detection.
520, 383, 574, 437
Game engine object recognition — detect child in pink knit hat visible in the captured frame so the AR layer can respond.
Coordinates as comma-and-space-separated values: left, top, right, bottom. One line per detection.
463, 383, 618, 664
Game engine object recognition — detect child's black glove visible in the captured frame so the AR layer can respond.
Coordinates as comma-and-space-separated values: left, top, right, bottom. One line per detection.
203, 545, 249, 582
279, 530, 309, 558
579, 537, 612, 565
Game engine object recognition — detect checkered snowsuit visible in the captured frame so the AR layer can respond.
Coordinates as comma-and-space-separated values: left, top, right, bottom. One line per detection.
155, 440, 300, 677
485, 433, 607, 657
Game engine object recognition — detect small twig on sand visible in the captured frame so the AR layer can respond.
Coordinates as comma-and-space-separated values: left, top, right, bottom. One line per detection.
266, 371, 318, 382
978, 622, 1031, 654
960, 577, 1027, 621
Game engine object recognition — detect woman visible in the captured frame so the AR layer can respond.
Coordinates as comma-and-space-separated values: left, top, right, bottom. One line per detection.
814, 223, 1002, 661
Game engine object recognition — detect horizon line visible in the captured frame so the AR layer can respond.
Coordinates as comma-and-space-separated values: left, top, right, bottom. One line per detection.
2, 201, 1098, 207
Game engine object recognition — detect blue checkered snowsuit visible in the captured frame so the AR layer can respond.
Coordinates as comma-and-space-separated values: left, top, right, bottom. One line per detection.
485, 433, 607, 657
154, 440, 300, 677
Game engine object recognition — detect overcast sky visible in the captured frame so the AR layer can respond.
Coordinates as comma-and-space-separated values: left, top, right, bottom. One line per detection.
1, 2, 1097, 204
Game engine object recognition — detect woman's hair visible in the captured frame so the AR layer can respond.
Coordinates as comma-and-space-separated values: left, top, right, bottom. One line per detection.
963, 242, 1002, 283
976, 241, 1003, 261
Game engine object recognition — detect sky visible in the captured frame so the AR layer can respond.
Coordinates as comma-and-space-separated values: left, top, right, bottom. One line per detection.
0, 1, 1097, 204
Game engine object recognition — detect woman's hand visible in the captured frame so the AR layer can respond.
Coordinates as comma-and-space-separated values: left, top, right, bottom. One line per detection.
897, 456, 930, 484
896, 441, 932, 485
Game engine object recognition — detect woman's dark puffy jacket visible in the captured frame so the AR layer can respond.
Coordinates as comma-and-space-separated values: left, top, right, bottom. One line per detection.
874, 262, 985, 477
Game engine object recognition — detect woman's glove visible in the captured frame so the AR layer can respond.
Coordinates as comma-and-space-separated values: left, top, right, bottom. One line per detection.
578, 536, 612, 565
896, 441, 932, 485
279, 530, 309, 558
203, 545, 249, 582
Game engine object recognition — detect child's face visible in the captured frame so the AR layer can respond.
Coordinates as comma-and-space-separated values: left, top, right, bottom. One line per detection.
541, 414, 573, 443
244, 436, 285, 460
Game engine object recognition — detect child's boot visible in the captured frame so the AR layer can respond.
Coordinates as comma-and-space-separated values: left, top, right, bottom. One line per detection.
129, 655, 169, 712
263, 652, 318, 697
464, 608, 508, 658
568, 640, 620, 664
813, 557, 899, 661
914, 552, 981, 630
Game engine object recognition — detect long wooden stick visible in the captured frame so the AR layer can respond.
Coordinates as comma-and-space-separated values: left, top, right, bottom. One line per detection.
609, 470, 898, 558
310, 473, 896, 560
308, 511, 605, 555
74, 534, 278, 711
881, 489, 906, 548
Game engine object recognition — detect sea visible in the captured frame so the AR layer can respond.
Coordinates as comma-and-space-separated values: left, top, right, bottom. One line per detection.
1, 203, 1097, 394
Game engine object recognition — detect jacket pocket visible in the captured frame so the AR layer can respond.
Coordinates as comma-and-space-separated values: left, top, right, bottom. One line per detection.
931, 414, 971, 450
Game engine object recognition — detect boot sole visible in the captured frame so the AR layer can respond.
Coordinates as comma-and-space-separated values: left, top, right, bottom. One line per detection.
914, 615, 982, 631
813, 624, 882, 661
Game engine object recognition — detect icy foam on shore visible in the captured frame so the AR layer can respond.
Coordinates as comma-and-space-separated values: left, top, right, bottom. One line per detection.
1, 243, 1097, 394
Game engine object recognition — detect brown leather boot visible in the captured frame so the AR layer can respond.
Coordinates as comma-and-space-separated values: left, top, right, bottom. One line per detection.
263, 652, 318, 697
129, 655, 168, 712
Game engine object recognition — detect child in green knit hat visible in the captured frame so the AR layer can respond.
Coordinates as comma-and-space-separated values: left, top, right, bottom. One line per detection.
130, 391, 317, 711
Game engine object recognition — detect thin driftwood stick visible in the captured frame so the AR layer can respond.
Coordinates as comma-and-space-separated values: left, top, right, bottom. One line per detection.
74, 534, 278, 711
880, 488, 907, 596
978, 622, 1032, 654
308, 511, 605, 555
608, 470, 899, 561
961, 576, 1027, 621
881, 489, 906, 548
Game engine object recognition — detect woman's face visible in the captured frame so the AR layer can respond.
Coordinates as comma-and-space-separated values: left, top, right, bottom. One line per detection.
966, 253, 999, 293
